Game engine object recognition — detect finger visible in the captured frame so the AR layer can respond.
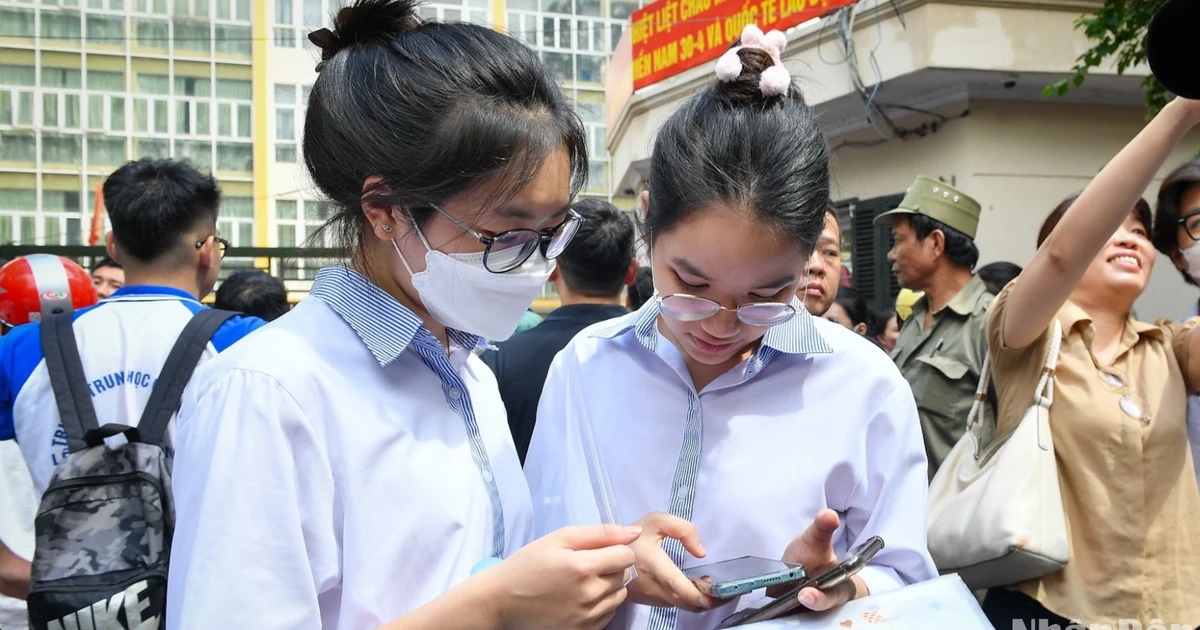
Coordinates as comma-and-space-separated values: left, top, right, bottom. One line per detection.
575, 543, 637, 577
645, 556, 713, 612
796, 580, 855, 612
584, 568, 631, 604
644, 513, 707, 559
556, 524, 643, 551
797, 510, 840, 559
587, 584, 629, 629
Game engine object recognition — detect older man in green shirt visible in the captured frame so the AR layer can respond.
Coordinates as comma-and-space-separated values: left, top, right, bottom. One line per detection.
874, 176, 995, 479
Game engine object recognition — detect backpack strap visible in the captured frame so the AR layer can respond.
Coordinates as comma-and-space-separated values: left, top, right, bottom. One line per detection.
137, 309, 237, 447
40, 312, 102, 454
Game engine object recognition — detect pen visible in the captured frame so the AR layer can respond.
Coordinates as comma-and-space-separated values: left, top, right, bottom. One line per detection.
932, 339, 944, 355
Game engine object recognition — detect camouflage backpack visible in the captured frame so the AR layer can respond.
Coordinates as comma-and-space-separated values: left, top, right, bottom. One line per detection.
26, 309, 234, 630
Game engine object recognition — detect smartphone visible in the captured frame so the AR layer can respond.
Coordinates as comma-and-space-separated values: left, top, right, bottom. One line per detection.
716, 536, 885, 628
682, 556, 806, 599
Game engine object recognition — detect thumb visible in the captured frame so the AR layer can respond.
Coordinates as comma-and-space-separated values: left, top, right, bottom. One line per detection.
649, 513, 707, 559
798, 509, 840, 552
554, 524, 643, 551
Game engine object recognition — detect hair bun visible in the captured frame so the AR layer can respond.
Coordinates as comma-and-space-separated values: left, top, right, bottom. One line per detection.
309, 0, 422, 66
713, 25, 798, 105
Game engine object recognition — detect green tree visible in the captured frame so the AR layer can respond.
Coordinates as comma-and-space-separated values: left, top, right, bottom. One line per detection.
1044, 0, 1168, 118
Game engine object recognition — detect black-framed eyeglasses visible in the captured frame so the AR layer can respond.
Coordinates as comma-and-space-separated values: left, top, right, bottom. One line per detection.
432, 205, 583, 273
655, 293, 797, 328
196, 235, 230, 258
1178, 212, 1200, 241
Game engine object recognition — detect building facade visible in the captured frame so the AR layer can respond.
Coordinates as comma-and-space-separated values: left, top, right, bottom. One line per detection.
0, 0, 638, 303
604, 0, 1200, 320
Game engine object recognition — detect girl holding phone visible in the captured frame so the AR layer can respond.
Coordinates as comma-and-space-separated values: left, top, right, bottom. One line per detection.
166, 1, 640, 628
524, 25, 937, 630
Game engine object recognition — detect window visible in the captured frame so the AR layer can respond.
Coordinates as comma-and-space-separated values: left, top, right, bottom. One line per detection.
276, 108, 294, 141
135, 19, 169, 48
43, 133, 83, 164
275, 145, 296, 163
221, 196, 254, 246
0, 89, 35, 128
42, 92, 82, 129
43, 69, 83, 89
177, 99, 210, 135
276, 0, 293, 23
41, 11, 83, 40
137, 74, 170, 94
0, 66, 35, 86
87, 70, 124, 91
0, 8, 35, 38
274, 0, 352, 47
216, 79, 251, 100
215, 24, 250, 55
216, 142, 252, 171
87, 135, 125, 164
274, 83, 309, 162
0, 131, 35, 162
177, 140, 212, 168
275, 199, 298, 246
174, 19, 210, 52
136, 137, 169, 158
86, 15, 125, 43
133, 96, 170, 132
176, 76, 212, 96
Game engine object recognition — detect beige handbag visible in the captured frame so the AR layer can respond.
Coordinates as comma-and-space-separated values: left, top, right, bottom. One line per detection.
926, 320, 1069, 591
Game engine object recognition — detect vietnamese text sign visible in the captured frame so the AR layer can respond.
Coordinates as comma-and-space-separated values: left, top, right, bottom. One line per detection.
630, 0, 855, 91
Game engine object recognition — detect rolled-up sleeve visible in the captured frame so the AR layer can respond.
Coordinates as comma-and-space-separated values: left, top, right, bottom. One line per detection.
843, 382, 938, 596
167, 368, 338, 630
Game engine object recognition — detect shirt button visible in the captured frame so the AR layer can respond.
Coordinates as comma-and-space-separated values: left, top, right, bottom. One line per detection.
448, 387, 462, 400
482, 468, 494, 483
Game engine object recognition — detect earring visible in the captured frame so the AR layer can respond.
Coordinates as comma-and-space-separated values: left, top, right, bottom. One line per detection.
382, 224, 393, 233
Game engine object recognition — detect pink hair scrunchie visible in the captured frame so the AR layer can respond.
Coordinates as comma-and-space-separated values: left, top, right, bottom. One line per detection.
714, 24, 791, 97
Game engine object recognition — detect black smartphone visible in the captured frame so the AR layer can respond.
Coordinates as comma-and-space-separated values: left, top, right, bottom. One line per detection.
715, 536, 885, 628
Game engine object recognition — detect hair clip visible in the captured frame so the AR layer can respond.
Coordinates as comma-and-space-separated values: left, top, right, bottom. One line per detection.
715, 24, 791, 96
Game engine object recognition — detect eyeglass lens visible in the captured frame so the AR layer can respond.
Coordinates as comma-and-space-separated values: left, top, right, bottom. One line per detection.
483, 213, 581, 273
658, 295, 794, 327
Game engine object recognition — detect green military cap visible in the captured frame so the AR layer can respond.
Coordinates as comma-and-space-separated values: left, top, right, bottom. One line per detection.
872, 176, 981, 240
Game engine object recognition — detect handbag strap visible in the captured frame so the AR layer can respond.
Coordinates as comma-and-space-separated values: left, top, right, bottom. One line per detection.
966, 319, 1064, 438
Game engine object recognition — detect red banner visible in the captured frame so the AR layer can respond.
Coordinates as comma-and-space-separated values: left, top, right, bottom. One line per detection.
630, 0, 855, 91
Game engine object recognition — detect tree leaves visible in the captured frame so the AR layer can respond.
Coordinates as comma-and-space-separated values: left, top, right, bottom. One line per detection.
1044, 0, 1169, 120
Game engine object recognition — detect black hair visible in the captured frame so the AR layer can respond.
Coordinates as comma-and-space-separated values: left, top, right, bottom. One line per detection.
214, 270, 291, 322
1153, 159, 1200, 286
832, 286, 874, 330
872, 308, 896, 335
1040, 192, 1153, 251
899, 214, 979, 271
976, 261, 1022, 295
303, 0, 587, 257
102, 158, 220, 263
627, 266, 654, 310
92, 257, 122, 272
643, 45, 829, 256
557, 199, 634, 298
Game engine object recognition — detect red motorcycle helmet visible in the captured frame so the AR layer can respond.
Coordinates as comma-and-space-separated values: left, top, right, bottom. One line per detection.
0, 255, 99, 328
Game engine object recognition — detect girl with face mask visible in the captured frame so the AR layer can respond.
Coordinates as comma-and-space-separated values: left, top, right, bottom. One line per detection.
165, 1, 640, 629
524, 25, 937, 630
1152, 160, 1200, 497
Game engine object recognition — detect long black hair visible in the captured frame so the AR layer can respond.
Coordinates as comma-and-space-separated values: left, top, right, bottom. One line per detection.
303, 0, 588, 257
643, 42, 829, 255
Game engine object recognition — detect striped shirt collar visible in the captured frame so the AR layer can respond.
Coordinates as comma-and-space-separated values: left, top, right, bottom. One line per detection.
590, 296, 833, 356
310, 266, 483, 366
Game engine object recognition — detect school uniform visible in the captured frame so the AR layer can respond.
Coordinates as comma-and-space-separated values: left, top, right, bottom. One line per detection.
0, 285, 264, 497
167, 266, 533, 630
524, 300, 937, 630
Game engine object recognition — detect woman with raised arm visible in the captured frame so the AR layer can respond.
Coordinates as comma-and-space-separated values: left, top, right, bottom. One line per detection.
982, 98, 1200, 626
165, 1, 639, 629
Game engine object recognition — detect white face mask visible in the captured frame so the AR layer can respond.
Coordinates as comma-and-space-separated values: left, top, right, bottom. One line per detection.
1181, 241, 1200, 283
392, 215, 555, 342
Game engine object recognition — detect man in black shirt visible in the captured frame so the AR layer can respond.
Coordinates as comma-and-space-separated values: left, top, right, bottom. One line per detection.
483, 199, 637, 464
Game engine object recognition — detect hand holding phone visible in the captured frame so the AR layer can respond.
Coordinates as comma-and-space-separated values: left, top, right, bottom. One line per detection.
682, 556, 807, 599
715, 536, 885, 628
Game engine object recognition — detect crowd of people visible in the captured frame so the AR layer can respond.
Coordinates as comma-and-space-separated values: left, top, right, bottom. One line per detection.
0, 0, 1198, 629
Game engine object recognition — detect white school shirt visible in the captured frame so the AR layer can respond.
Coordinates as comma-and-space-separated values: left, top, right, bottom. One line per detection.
0, 286, 264, 498
167, 266, 534, 630
0, 440, 35, 630
524, 300, 937, 630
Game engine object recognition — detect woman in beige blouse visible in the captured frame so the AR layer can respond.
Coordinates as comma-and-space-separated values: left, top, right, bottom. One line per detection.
984, 96, 1200, 627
